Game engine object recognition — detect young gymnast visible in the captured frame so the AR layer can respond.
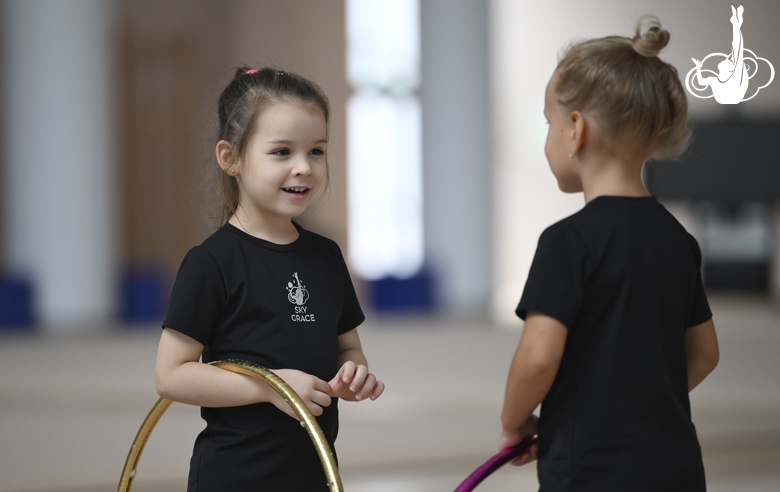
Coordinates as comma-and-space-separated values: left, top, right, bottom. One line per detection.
499, 17, 720, 491
155, 67, 384, 491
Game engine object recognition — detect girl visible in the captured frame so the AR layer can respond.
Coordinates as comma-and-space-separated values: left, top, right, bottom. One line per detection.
155, 67, 384, 491
499, 17, 720, 492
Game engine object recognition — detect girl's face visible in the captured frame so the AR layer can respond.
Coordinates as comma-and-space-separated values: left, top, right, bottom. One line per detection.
544, 77, 582, 193
235, 100, 328, 223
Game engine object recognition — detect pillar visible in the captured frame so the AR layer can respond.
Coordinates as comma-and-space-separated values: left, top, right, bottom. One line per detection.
2, 0, 118, 331
420, 0, 492, 317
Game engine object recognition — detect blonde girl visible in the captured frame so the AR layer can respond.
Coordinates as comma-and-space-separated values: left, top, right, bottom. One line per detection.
500, 18, 719, 492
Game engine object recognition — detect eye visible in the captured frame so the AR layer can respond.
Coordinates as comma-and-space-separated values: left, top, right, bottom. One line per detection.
271, 148, 290, 156
309, 147, 325, 156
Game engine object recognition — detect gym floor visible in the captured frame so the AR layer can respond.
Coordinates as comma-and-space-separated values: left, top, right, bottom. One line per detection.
1, 294, 779, 491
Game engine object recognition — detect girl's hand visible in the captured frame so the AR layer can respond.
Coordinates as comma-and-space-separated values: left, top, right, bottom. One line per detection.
692, 58, 702, 68
270, 369, 333, 420
499, 415, 539, 466
328, 361, 385, 402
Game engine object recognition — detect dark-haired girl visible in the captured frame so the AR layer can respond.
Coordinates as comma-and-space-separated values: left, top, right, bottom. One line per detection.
155, 67, 384, 491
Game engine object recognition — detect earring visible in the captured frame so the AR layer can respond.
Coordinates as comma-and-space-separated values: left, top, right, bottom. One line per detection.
569, 152, 577, 159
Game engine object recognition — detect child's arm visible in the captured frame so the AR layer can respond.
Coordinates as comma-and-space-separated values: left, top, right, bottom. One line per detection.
500, 311, 568, 463
685, 318, 719, 391
155, 327, 334, 419
329, 329, 384, 401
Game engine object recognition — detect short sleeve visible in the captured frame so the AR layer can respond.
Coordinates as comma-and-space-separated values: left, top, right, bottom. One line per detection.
162, 246, 226, 345
687, 236, 712, 327
516, 223, 588, 328
336, 247, 365, 334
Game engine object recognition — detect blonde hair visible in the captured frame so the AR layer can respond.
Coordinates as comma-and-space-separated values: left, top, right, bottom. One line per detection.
554, 16, 689, 159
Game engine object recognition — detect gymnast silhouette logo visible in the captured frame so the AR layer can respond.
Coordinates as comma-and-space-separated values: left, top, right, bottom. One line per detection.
685, 5, 774, 104
286, 272, 309, 306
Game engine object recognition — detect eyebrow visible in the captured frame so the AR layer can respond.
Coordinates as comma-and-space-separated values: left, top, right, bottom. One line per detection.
266, 138, 328, 145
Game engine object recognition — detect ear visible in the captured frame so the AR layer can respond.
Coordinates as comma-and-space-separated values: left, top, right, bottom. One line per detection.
569, 110, 586, 157
216, 140, 238, 175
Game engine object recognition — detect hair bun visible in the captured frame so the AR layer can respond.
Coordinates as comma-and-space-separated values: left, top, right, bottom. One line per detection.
631, 15, 669, 57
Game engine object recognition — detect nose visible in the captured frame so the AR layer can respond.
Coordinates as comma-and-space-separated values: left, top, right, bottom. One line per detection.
292, 155, 313, 177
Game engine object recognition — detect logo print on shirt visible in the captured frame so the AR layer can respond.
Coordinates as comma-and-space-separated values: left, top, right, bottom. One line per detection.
286, 272, 309, 305
287, 272, 315, 322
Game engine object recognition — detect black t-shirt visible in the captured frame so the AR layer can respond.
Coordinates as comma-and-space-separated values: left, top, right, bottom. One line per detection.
516, 196, 711, 492
163, 222, 364, 491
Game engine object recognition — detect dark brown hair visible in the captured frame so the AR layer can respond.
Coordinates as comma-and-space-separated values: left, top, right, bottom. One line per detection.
208, 67, 331, 225
554, 16, 689, 159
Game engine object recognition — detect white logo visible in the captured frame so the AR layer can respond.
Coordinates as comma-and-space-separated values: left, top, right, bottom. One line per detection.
286, 272, 309, 305
287, 272, 315, 322
685, 5, 774, 104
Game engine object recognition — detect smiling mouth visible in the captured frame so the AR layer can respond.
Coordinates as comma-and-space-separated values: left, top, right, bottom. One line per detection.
283, 187, 309, 195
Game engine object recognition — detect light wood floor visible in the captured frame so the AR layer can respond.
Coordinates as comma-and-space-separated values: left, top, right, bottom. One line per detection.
1, 294, 778, 491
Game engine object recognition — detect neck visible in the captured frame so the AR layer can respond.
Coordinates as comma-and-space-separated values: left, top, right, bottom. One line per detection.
229, 206, 299, 244
579, 153, 650, 203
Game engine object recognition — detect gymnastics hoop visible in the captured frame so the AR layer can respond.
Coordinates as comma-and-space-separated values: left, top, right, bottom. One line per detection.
117, 359, 343, 492
454, 437, 538, 492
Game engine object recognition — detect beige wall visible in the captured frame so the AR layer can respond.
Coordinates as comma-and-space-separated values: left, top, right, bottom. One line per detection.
120, 0, 349, 284
224, 0, 350, 250
121, 0, 226, 281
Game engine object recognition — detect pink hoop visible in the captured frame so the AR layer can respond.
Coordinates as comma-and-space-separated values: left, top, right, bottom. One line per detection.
454, 437, 538, 492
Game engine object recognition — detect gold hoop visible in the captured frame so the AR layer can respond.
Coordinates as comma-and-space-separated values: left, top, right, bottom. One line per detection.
117, 359, 343, 492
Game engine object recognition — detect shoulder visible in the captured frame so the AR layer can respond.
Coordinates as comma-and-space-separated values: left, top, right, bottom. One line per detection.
194, 224, 252, 263
530, 219, 593, 277
538, 215, 589, 251
173, 244, 224, 289
175, 227, 237, 276
199, 225, 237, 251
683, 231, 704, 263
179, 243, 219, 269
295, 223, 344, 257
650, 202, 704, 257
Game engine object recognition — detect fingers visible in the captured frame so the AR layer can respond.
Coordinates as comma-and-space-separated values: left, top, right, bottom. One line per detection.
510, 443, 539, 466
369, 380, 385, 400
312, 376, 333, 396
499, 431, 522, 452
500, 416, 539, 467
309, 382, 334, 406
296, 377, 332, 416
330, 362, 384, 401
334, 360, 365, 388
271, 369, 332, 419
500, 431, 538, 467
354, 372, 375, 400
349, 365, 369, 395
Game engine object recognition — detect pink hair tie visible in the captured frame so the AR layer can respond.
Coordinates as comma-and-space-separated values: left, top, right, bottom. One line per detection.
246, 69, 258, 75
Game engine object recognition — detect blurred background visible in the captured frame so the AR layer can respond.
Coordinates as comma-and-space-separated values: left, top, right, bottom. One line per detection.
0, 0, 778, 491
